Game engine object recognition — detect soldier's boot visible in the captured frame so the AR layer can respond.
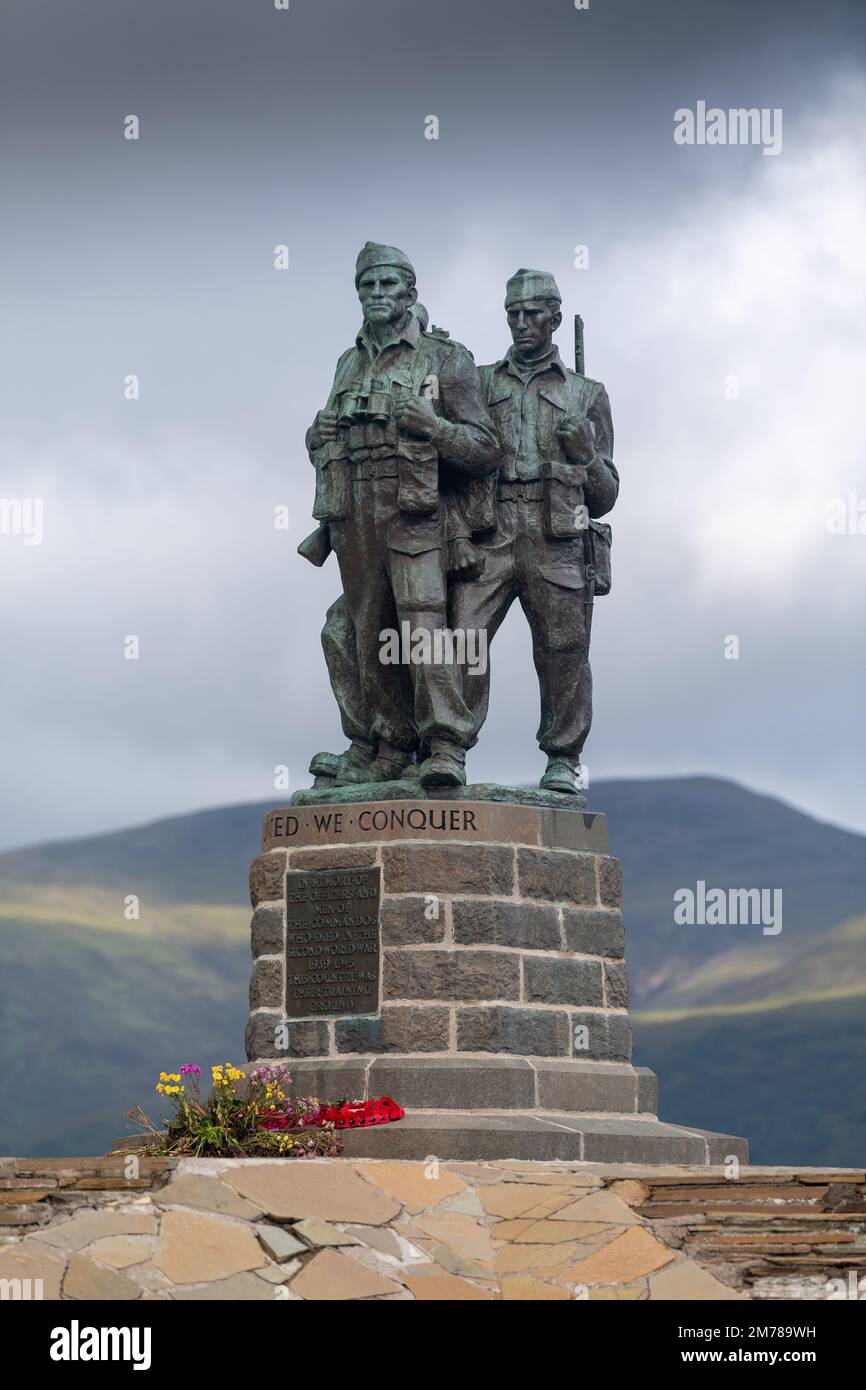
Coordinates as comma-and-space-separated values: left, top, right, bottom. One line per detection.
311, 737, 375, 783
401, 761, 426, 782
335, 739, 409, 786
418, 741, 467, 789
400, 743, 430, 782
539, 756, 584, 796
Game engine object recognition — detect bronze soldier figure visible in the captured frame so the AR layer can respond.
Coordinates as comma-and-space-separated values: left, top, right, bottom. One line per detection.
300, 306, 477, 788
304, 244, 498, 788
450, 268, 619, 795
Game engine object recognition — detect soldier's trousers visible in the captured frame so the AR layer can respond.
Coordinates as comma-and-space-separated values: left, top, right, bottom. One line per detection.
320, 594, 372, 749
328, 472, 476, 753
449, 496, 593, 760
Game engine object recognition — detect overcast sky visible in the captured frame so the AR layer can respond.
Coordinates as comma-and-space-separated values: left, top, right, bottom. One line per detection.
1, 0, 865, 849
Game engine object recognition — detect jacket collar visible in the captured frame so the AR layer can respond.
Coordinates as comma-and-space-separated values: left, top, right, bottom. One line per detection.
493, 344, 567, 381
356, 310, 422, 356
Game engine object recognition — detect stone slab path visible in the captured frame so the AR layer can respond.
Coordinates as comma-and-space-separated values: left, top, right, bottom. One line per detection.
1, 1158, 863, 1300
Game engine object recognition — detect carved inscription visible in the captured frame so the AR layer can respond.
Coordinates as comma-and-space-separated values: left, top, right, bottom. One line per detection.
284, 866, 381, 1019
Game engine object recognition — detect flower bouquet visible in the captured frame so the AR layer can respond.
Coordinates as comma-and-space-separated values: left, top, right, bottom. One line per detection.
121, 1062, 342, 1158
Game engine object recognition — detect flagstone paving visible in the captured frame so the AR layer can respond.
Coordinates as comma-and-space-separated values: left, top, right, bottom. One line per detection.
62, 1251, 141, 1300
293, 1217, 360, 1247
555, 1225, 676, 1284
154, 1208, 265, 1284
1, 1158, 864, 1300
252, 1222, 306, 1261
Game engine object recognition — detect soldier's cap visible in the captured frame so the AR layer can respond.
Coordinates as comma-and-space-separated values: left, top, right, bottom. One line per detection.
355, 242, 416, 287
505, 268, 562, 308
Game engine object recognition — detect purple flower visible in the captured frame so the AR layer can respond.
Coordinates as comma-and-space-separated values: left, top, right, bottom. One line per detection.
180, 1064, 201, 1077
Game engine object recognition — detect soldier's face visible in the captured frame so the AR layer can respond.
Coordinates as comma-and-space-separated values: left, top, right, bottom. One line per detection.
507, 299, 561, 356
357, 269, 417, 325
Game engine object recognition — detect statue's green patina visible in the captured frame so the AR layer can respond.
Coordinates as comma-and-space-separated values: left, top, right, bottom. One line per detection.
297, 245, 618, 804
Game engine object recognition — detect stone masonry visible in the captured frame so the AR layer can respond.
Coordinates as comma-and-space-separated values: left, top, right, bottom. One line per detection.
3, 1157, 864, 1301
248, 802, 626, 1065
245, 800, 747, 1164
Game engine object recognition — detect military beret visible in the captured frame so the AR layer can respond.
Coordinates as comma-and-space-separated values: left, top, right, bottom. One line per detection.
355, 242, 416, 286
505, 268, 562, 307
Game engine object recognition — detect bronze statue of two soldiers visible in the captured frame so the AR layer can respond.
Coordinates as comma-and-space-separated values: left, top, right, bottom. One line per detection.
299, 243, 618, 799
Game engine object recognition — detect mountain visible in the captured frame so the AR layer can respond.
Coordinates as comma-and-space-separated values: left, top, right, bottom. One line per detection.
634, 992, 866, 1168
0, 896, 250, 1157
598, 777, 866, 1006
0, 803, 263, 906
1, 776, 864, 1162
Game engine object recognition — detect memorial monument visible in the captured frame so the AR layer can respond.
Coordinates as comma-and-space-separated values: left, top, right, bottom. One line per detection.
245, 243, 747, 1162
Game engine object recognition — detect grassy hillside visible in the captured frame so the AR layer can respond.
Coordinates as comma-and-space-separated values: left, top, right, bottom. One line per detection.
0, 889, 249, 1156
634, 992, 866, 1167
0, 805, 263, 906
1, 777, 864, 1161
640, 912, 866, 1013
597, 778, 866, 1006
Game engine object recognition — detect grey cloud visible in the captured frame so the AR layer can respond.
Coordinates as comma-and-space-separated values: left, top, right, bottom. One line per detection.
1, 0, 864, 847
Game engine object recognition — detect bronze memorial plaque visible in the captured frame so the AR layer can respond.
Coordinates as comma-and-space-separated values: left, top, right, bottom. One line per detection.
284, 866, 381, 1019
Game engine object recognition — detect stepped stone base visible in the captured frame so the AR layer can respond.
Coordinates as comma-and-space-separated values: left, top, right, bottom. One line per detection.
335, 1113, 747, 1164
246, 797, 748, 1165
283, 1056, 658, 1113
258, 1058, 745, 1163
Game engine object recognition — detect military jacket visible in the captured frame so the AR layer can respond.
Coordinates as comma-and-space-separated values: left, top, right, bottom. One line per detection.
306, 312, 496, 524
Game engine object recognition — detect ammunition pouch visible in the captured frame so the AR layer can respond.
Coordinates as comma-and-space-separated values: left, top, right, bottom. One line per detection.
311, 435, 349, 521
461, 474, 498, 533
542, 459, 589, 539
396, 436, 439, 515
586, 520, 612, 596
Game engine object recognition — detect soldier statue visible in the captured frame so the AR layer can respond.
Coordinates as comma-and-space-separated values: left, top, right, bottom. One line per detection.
298, 253, 617, 801
451, 269, 618, 795
303, 244, 497, 790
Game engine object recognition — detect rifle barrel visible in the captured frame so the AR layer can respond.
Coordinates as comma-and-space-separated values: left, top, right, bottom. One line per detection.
574, 313, 585, 375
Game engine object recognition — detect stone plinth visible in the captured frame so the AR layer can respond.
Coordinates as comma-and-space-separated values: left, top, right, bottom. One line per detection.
245, 799, 747, 1164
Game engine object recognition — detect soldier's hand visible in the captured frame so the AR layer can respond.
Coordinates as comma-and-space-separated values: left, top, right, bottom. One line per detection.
557, 416, 595, 464
315, 409, 339, 443
448, 537, 485, 582
396, 395, 438, 440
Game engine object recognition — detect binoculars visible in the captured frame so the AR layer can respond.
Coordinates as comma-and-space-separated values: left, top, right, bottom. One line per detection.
337, 389, 394, 426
